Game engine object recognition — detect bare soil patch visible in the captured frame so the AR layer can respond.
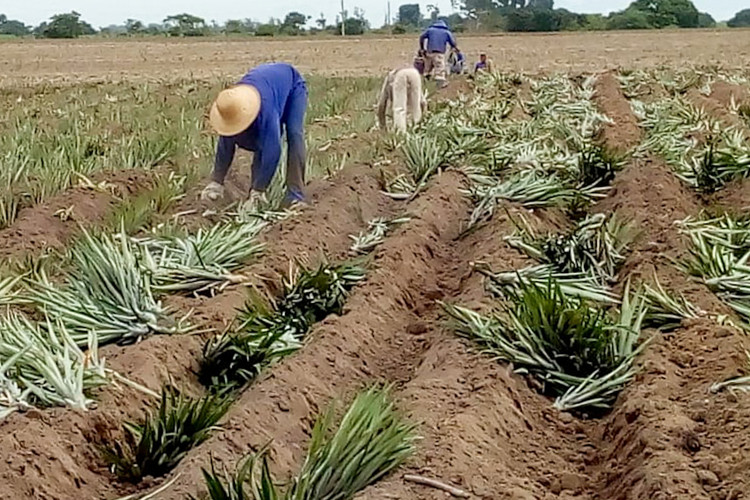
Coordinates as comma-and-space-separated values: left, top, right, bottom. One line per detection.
2, 31, 749, 87
0, 169, 153, 260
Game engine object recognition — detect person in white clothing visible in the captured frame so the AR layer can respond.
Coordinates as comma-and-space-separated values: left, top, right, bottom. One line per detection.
377, 67, 426, 134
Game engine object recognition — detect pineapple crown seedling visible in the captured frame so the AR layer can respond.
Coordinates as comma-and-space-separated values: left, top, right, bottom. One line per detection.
678, 214, 750, 326
24, 228, 188, 347
445, 277, 647, 412
140, 219, 266, 296
104, 388, 233, 482
200, 261, 367, 392
639, 274, 702, 331
194, 387, 416, 500
349, 216, 411, 255
506, 212, 636, 283
0, 312, 107, 418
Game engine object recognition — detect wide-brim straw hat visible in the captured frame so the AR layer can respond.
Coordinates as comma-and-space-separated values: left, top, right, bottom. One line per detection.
209, 84, 261, 136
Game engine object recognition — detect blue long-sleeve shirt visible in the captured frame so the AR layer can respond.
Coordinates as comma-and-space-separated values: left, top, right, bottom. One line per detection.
213, 63, 307, 196
419, 20, 457, 54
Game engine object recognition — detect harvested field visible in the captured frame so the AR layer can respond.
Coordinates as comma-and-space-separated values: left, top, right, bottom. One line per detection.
2, 30, 750, 86
1, 33, 750, 500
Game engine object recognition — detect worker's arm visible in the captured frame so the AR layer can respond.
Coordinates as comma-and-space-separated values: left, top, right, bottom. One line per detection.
212, 136, 236, 184
448, 31, 458, 50
250, 118, 282, 192
487, 59, 494, 72
377, 74, 391, 131
418, 30, 428, 51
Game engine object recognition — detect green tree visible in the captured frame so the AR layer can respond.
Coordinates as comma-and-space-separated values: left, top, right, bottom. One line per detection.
697, 12, 715, 28
399, 4, 422, 26
426, 4, 440, 22
255, 20, 279, 36
163, 13, 207, 36
728, 9, 750, 28
36, 11, 95, 38
336, 17, 368, 35
505, 7, 561, 31
630, 0, 699, 28
125, 19, 145, 35
581, 13, 607, 30
607, 7, 652, 29
282, 11, 309, 34
528, 0, 553, 9
316, 13, 327, 29
224, 19, 245, 33
0, 14, 30, 36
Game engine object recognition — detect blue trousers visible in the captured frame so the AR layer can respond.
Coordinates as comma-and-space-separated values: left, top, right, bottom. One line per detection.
252, 81, 307, 203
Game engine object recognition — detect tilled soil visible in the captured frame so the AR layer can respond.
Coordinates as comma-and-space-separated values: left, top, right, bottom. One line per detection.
1, 72, 749, 500
0, 169, 153, 260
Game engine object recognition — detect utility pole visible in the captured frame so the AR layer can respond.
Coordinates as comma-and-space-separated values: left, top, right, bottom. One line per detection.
387, 1, 391, 27
340, 0, 346, 36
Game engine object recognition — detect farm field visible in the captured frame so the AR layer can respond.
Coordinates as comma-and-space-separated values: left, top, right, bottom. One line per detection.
1, 32, 750, 500
2, 29, 750, 86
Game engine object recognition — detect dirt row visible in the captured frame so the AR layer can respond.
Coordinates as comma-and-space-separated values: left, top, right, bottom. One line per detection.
0, 158, 399, 499
588, 77, 750, 500
2, 72, 750, 500
158, 72, 750, 500
0, 169, 155, 260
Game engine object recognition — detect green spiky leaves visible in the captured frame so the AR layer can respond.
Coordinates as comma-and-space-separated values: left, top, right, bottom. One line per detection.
196, 387, 416, 500
445, 278, 647, 412
200, 262, 366, 392
104, 389, 232, 482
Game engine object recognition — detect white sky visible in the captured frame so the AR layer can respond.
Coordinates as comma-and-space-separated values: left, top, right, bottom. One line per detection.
1, 0, 743, 28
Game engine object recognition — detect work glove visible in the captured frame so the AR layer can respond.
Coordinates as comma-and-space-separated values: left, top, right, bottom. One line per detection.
201, 181, 225, 201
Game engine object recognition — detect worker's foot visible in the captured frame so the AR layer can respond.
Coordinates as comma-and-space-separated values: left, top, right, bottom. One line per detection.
281, 192, 306, 210
200, 181, 224, 201
436, 79, 448, 89
240, 190, 268, 213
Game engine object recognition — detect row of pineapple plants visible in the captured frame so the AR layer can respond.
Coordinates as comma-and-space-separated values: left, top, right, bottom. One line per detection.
619, 68, 750, 392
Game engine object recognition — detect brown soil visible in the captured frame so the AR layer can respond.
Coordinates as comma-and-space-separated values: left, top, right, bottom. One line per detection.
439, 76, 474, 101
710, 81, 750, 108
686, 88, 749, 137
0, 169, 153, 260
0, 162, 396, 500
588, 79, 750, 500
3, 31, 749, 87
713, 178, 750, 213
2, 69, 750, 500
594, 71, 641, 154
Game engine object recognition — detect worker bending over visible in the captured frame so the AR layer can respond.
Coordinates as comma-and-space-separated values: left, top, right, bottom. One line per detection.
449, 49, 465, 75
202, 63, 307, 209
377, 67, 425, 134
419, 20, 458, 88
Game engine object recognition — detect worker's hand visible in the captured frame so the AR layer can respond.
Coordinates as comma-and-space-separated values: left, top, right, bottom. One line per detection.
200, 181, 225, 201
239, 190, 268, 213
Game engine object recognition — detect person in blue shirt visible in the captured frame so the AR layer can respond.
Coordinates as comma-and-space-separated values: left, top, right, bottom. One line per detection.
418, 20, 458, 88
474, 52, 494, 74
202, 63, 308, 209
448, 48, 465, 75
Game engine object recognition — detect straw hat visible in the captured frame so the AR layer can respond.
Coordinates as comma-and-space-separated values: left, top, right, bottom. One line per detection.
209, 84, 261, 136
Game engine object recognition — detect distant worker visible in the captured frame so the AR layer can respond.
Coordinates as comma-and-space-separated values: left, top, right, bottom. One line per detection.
448, 49, 465, 75
419, 20, 458, 88
377, 67, 425, 134
201, 62, 307, 210
474, 52, 494, 74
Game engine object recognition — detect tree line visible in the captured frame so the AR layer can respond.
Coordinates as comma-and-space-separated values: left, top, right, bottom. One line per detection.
2, 2, 750, 39
0, 10, 369, 38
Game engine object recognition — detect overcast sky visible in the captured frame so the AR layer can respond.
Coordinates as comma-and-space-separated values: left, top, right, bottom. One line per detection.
2, 0, 743, 28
